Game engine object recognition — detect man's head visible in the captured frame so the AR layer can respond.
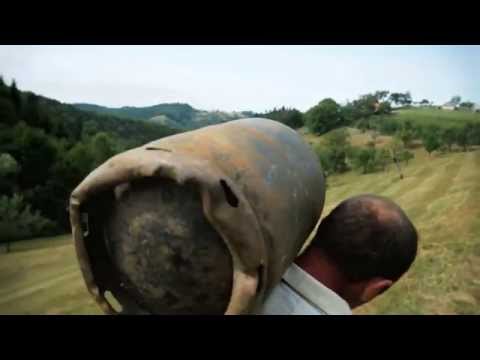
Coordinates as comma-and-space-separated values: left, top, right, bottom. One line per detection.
301, 194, 418, 309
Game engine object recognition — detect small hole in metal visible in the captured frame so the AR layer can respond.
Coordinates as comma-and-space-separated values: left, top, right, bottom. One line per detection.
219, 180, 239, 208
145, 146, 172, 152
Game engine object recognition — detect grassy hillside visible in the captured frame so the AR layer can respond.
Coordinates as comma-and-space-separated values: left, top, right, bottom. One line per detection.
301, 127, 393, 148
392, 108, 480, 129
309, 129, 480, 314
74, 102, 255, 130
1, 122, 479, 314
74, 102, 197, 124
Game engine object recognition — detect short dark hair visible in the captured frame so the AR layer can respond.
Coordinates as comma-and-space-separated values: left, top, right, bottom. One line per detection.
312, 194, 418, 282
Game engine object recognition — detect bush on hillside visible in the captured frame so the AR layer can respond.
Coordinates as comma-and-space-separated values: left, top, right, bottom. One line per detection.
0, 194, 55, 251
305, 98, 344, 135
350, 146, 388, 174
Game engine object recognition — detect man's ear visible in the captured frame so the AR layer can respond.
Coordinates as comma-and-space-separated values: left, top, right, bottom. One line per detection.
360, 278, 393, 304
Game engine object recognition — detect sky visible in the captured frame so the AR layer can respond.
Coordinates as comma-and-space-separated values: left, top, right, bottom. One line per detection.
0, 45, 479, 113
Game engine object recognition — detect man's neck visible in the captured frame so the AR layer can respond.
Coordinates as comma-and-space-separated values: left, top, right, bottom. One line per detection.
294, 248, 347, 298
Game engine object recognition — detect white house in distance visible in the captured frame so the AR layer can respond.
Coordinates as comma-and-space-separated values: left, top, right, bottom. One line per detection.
439, 101, 480, 112
441, 101, 458, 111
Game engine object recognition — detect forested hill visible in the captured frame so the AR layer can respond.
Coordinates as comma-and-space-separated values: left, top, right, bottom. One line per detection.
73, 102, 256, 130
0, 79, 178, 242
73, 102, 197, 121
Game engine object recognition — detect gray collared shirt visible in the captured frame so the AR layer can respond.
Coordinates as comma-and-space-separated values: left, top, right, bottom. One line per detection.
255, 263, 352, 315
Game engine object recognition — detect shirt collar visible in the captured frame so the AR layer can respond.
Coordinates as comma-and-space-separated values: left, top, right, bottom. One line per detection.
282, 263, 352, 315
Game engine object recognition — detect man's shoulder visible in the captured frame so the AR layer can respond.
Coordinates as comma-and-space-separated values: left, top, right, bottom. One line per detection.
255, 279, 327, 315
256, 263, 352, 315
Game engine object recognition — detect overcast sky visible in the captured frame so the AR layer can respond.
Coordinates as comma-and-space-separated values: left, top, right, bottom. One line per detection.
0, 45, 479, 112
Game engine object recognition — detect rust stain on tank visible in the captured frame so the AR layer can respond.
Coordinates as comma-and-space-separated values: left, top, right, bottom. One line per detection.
69, 118, 325, 315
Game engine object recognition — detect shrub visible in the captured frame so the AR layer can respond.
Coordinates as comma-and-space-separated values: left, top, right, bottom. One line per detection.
0, 194, 55, 251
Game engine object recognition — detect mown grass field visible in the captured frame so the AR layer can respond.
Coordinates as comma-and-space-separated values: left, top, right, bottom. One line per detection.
392, 108, 480, 129
318, 131, 480, 314
0, 235, 101, 315
1, 110, 479, 314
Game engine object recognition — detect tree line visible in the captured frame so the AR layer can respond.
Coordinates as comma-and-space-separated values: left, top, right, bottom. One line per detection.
257, 91, 480, 178
315, 128, 414, 179
258, 90, 404, 132
1, 79, 479, 247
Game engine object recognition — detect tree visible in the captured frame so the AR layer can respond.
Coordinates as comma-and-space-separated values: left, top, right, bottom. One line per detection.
404, 91, 413, 106
325, 128, 351, 173
388, 137, 406, 179
465, 122, 480, 147
355, 117, 372, 133
374, 90, 390, 101
420, 99, 430, 105
90, 132, 118, 168
397, 123, 415, 148
377, 101, 392, 115
441, 128, 456, 152
389, 93, 402, 106
10, 80, 22, 115
450, 95, 462, 106
315, 128, 351, 176
281, 109, 304, 129
459, 102, 474, 110
23, 93, 42, 128
399, 149, 414, 165
340, 102, 358, 125
12, 124, 58, 189
315, 146, 335, 177
355, 94, 378, 115
472, 123, 480, 146
375, 148, 391, 171
65, 142, 94, 180
0, 97, 17, 125
341, 90, 393, 127
351, 147, 378, 174
305, 98, 344, 135
374, 116, 400, 135
455, 126, 469, 152
456, 124, 476, 151
261, 107, 304, 129
342, 92, 388, 125
0, 81, 178, 241
0, 79, 10, 99
0, 194, 54, 252
81, 120, 100, 139
389, 92, 412, 106
0, 153, 20, 195
422, 131, 441, 156
0, 153, 19, 176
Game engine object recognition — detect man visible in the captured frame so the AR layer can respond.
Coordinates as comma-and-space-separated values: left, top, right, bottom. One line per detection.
256, 194, 418, 315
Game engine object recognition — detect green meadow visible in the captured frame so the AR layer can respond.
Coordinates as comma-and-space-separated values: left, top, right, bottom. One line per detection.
1, 108, 480, 315
319, 130, 480, 314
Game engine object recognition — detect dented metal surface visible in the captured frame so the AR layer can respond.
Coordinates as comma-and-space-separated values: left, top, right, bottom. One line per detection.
70, 118, 325, 315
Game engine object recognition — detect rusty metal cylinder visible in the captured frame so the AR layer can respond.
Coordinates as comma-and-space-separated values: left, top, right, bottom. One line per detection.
70, 118, 325, 314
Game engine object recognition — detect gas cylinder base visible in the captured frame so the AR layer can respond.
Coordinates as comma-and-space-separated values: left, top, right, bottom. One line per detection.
104, 178, 233, 315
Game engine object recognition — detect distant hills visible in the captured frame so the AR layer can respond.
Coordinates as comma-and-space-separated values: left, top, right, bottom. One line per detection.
73, 102, 256, 130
